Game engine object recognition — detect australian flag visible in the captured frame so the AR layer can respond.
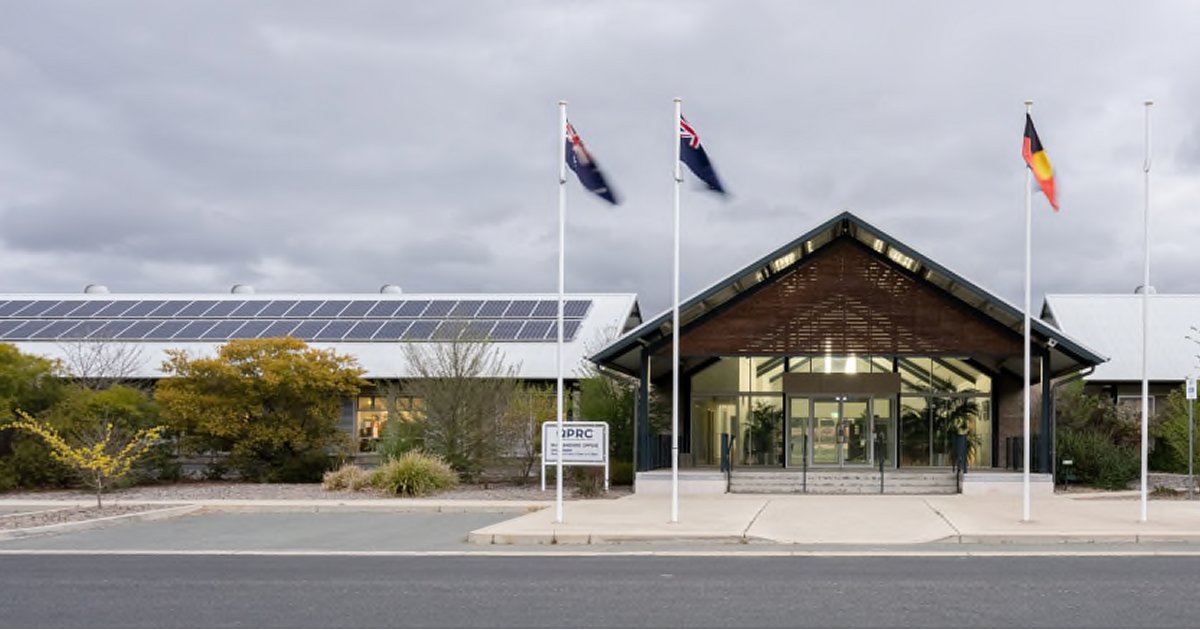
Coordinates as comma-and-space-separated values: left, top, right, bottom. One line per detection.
565, 121, 619, 205
679, 115, 726, 194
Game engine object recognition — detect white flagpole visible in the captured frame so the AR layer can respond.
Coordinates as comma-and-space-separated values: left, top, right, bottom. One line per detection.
556, 100, 567, 524
671, 97, 682, 524
1141, 99, 1153, 523
1022, 100, 1033, 523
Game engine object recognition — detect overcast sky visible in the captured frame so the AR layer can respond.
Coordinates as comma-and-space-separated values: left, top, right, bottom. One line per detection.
1, 1, 1198, 317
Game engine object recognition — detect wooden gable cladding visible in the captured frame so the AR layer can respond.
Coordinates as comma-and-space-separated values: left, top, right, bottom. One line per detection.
666, 238, 1022, 359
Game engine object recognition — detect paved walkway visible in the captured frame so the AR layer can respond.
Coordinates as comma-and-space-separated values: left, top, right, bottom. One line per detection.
467, 494, 1200, 545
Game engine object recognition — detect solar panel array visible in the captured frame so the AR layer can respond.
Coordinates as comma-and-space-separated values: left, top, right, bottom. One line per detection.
0, 299, 591, 343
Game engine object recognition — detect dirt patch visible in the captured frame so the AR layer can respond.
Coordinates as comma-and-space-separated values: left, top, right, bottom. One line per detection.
0, 505, 168, 530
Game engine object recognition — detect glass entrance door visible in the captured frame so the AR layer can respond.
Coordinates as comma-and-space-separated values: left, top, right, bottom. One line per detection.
787, 396, 878, 467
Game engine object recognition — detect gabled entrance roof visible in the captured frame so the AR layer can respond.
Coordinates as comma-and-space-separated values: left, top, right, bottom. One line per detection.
591, 211, 1105, 379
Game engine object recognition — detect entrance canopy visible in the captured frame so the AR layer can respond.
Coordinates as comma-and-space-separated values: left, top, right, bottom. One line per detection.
591, 212, 1104, 379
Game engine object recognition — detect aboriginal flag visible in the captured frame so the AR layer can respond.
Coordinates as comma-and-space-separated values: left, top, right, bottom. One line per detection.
565, 121, 619, 205
1022, 114, 1059, 210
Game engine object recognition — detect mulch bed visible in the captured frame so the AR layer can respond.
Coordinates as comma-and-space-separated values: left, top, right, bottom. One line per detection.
0, 504, 167, 530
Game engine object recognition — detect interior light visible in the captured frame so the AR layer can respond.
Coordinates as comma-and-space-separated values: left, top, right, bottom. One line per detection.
845, 354, 857, 375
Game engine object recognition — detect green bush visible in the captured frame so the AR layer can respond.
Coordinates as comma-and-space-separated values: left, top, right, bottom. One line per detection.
610, 460, 634, 486
322, 463, 372, 491
1151, 388, 1198, 474
1057, 427, 1139, 490
570, 467, 604, 497
370, 451, 458, 496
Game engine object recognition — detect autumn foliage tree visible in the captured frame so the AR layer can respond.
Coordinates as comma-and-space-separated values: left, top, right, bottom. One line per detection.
156, 338, 366, 482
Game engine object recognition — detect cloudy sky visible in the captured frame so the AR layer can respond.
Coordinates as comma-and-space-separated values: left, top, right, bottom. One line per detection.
1, 1, 1198, 317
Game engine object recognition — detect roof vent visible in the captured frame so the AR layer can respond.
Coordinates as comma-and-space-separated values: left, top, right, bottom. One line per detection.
83, 284, 110, 294
379, 284, 403, 294
1134, 285, 1157, 295
231, 284, 255, 294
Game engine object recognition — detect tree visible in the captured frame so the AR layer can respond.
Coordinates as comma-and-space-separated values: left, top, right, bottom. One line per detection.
400, 334, 518, 480
0, 344, 69, 490
501, 383, 555, 483
3, 410, 164, 507
56, 339, 146, 391
156, 338, 366, 482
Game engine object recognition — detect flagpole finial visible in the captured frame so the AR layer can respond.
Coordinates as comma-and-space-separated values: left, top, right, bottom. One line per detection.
674, 97, 682, 103
1024, 100, 1033, 105
559, 100, 567, 106
1144, 99, 1154, 107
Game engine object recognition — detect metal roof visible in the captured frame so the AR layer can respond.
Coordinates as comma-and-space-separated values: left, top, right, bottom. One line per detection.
0, 292, 641, 381
592, 211, 1106, 379
1043, 294, 1199, 382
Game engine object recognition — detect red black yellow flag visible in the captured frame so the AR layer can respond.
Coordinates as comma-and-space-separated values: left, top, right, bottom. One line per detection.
1022, 114, 1059, 211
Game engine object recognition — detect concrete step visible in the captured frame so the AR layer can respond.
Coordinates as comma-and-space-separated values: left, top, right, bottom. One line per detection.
729, 470, 958, 495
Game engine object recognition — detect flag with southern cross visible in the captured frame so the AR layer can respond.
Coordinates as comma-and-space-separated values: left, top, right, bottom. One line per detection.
679, 115, 726, 194
565, 120, 619, 205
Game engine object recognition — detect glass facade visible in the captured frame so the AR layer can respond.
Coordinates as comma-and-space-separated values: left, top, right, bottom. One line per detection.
690, 355, 994, 469
355, 393, 422, 452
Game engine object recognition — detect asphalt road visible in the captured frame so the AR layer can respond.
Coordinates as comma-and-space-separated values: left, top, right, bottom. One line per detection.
1, 555, 1197, 628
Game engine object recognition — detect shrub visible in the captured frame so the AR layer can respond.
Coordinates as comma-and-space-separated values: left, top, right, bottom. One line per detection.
570, 467, 604, 497
1057, 427, 1139, 490
322, 463, 372, 491
610, 460, 634, 486
370, 451, 458, 496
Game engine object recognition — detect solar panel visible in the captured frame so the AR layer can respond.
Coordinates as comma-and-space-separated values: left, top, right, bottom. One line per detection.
122, 300, 166, 317
450, 300, 483, 317
504, 300, 536, 317
517, 320, 551, 340
491, 320, 523, 340
531, 300, 558, 317
176, 301, 216, 317
367, 301, 403, 318
0, 320, 27, 336
256, 301, 297, 317
476, 300, 510, 317
372, 320, 412, 340
172, 321, 218, 340
284, 301, 324, 317
201, 320, 247, 340
230, 302, 267, 317
422, 301, 455, 317
403, 320, 438, 340
344, 321, 383, 340
4, 321, 52, 338
314, 320, 354, 340
291, 320, 331, 338
202, 301, 244, 317
431, 321, 468, 340
0, 301, 32, 316
65, 321, 106, 339
564, 300, 592, 318
13, 301, 60, 317
339, 301, 377, 317
88, 320, 136, 339
463, 320, 496, 339
564, 320, 582, 340
42, 301, 85, 317
116, 320, 166, 339
395, 300, 429, 317
95, 301, 139, 317
68, 301, 109, 317
259, 320, 300, 338
313, 301, 350, 317
30, 320, 83, 339
234, 320, 272, 338
147, 301, 194, 317
145, 320, 188, 340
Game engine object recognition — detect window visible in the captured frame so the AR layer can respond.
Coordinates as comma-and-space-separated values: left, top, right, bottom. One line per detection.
356, 394, 423, 452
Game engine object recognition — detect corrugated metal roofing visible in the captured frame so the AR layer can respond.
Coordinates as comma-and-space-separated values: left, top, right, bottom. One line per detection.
0, 292, 641, 381
1043, 294, 1200, 382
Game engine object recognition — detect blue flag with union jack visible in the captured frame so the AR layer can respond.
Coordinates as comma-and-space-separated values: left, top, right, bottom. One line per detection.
565, 121, 619, 205
679, 115, 726, 195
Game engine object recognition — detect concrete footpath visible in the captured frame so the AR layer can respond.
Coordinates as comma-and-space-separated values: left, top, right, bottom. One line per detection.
467, 493, 1200, 545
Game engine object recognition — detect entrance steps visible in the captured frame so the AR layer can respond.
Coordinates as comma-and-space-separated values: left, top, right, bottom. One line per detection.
729, 469, 958, 495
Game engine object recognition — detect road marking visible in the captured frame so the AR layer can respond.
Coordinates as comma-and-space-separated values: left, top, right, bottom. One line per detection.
3, 548, 1200, 558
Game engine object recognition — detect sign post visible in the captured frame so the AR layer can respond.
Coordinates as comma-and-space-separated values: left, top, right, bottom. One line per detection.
1187, 376, 1196, 501
541, 421, 609, 492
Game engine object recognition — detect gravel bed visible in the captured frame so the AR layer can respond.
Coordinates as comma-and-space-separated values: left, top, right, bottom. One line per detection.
0, 505, 165, 530
0, 481, 633, 502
